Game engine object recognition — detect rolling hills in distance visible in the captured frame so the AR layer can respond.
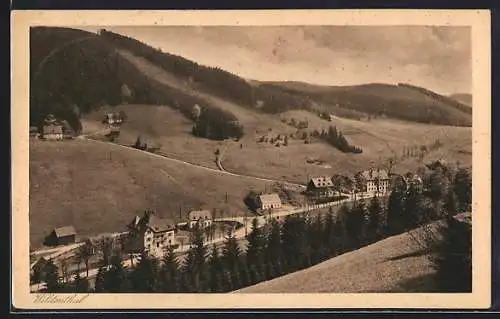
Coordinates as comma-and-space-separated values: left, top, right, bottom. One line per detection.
28, 27, 472, 248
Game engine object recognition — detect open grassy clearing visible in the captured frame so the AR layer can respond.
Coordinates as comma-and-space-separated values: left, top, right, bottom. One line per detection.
82, 104, 230, 169
222, 110, 471, 184
235, 225, 437, 293
29, 138, 278, 248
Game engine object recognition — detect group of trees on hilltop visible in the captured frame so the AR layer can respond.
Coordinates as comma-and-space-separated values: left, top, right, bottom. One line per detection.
192, 107, 244, 140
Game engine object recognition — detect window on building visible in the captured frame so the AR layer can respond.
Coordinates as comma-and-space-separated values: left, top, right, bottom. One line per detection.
157, 242, 160, 248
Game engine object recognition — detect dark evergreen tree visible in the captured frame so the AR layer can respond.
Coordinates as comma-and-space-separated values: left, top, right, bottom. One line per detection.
160, 245, 180, 292
246, 218, 266, 269
281, 215, 308, 271
208, 244, 223, 292
73, 272, 90, 293
453, 168, 472, 213
345, 200, 367, 248
102, 254, 127, 292
183, 225, 208, 292
264, 219, 282, 279
430, 215, 472, 292
367, 196, 384, 242
130, 251, 158, 292
93, 265, 107, 292
44, 260, 60, 293
403, 185, 426, 230
222, 229, 243, 290
386, 188, 405, 235
444, 187, 458, 217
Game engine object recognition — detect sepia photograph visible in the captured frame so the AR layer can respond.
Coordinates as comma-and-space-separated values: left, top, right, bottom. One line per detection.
11, 10, 491, 309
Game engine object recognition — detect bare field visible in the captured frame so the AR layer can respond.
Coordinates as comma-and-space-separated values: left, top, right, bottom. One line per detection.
29, 138, 274, 248
235, 227, 437, 293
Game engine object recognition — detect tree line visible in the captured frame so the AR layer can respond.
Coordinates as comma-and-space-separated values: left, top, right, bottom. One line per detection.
38, 164, 471, 293
312, 126, 362, 154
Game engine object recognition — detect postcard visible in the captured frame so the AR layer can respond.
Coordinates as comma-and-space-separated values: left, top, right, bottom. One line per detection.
11, 9, 491, 309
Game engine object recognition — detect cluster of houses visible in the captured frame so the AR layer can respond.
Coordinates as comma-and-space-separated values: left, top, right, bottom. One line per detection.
305, 166, 424, 200
30, 114, 75, 141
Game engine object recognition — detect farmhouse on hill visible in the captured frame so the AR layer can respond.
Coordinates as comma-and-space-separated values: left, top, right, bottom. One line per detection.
187, 210, 213, 229
355, 168, 390, 195
257, 193, 283, 210
45, 225, 77, 246
41, 124, 64, 141
306, 176, 335, 199
126, 211, 176, 258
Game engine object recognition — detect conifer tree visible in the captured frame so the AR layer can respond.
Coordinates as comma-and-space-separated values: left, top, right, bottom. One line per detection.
73, 272, 90, 293
444, 187, 458, 217
403, 185, 425, 230
160, 245, 180, 292
453, 168, 472, 213
345, 200, 367, 248
130, 251, 157, 292
94, 265, 107, 292
222, 229, 242, 289
44, 260, 60, 293
264, 219, 282, 279
430, 215, 472, 292
386, 188, 405, 235
246, 218, 265, 268
367, 196, 384, 242
208, 244, 223, 292
103, 254, 127, 292
184, 225, 208, 292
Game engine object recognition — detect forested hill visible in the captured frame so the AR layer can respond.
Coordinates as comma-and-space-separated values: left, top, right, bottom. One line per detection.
30, 27, 240, 136
262, 81, 472, 126
30, 27, 472, 133
30, 27, 155, 133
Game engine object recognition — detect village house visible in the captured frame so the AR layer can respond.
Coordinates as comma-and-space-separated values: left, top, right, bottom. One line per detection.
45, 226, 77, 246
257, 193, 283, 210
42, 124, 64, 141
127, 211, 176, 258
306, 176, 335, 199
104, 112, 124, 126
187, 210, 213, 229
355, 168, 390, 195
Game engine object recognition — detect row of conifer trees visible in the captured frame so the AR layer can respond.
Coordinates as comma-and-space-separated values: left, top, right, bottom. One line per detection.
42, 165, 471, 293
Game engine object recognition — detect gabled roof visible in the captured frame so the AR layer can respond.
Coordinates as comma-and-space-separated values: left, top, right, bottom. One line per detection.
188, 210, 212, 221
310, 176, 334, 188
43, 125, 63, 135
145, 215, 175, 233
357, 169, 389, 181
53, 225, 76, 238
258, 193, 282, 205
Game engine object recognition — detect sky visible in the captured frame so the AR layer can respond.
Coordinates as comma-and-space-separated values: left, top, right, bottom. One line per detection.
76, 25, 471, 95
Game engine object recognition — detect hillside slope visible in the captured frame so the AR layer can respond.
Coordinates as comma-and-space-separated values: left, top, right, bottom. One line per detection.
29, 139, 272, 248
30, 27, 158, 132
235, 228, 437, 293
264, 81, 472, 126
100, 29, 471, 127
449, 93, 473, 107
